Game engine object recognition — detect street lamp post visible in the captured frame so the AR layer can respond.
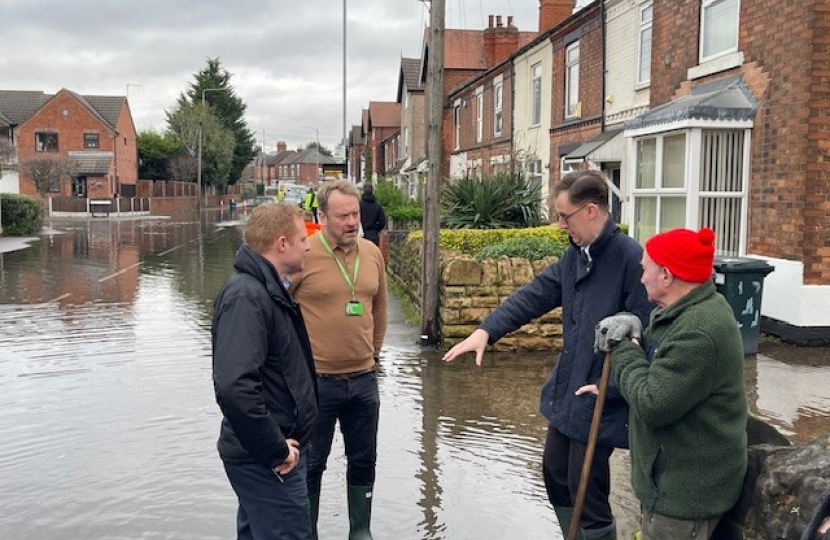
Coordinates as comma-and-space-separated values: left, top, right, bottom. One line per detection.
198, 88, 225, 209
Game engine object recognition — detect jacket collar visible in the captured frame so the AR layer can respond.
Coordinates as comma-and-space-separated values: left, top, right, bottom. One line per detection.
234, 244, 293, 306
652, 280, 717, 325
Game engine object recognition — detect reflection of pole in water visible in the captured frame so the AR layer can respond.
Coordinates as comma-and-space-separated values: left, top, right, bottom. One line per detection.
417, 354, 444, 537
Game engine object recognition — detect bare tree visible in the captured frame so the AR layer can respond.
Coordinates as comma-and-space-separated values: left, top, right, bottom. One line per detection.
0, 138, 14, 175
21, 156, 68, 194
168, 153, 198, 183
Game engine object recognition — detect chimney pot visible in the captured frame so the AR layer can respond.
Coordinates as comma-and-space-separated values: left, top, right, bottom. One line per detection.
488, 14, 494, 28
496, 15, 503, 27
508, 15, 514, 27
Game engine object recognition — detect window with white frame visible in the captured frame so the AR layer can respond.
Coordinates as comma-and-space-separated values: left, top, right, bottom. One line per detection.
454, 105, 461, 149
494, 82, 503, 136
638, 4, 653, 86
700, 0, 740, 62
531, 63, 542, 126
565, 42, 580, 118
632, 129, 748, 255
476, 91, 484, 143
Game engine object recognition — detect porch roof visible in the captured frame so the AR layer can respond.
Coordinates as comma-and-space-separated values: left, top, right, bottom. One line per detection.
625, 75, 758, 132
68, 151, 113, 176
565, 128, 624, 161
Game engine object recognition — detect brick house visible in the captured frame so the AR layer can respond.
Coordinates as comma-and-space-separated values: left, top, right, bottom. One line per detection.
448, 15, 536, 180
346, 124, 365, 184
548, 2, 604, 187
281, 148, 338, 186
365, 101, 401, 180
395, 57, 426, 198
256, 141, 296, 187
622, 0, 830, 342
0, 88, 137, 200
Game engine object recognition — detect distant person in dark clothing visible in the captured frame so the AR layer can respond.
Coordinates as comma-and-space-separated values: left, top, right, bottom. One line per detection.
359, 184, 386, 247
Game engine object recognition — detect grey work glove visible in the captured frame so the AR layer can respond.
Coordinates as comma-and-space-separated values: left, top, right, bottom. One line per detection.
594, 312, 643, 353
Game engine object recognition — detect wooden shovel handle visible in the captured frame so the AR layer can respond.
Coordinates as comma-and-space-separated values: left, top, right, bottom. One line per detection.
568, 352, 612, 540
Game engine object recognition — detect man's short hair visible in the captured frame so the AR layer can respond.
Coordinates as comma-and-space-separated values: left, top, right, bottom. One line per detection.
244, 203, 303, 254
553, 170, 610, 210
317, 180, 359, 213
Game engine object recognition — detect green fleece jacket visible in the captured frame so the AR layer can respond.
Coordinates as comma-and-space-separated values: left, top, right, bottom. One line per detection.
611, 281, 747, 520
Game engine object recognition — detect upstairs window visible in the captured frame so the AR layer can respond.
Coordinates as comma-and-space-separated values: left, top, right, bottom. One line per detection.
476, 91, 484, 143
565, 42, 580, 118
36, 132, 58, 152
84, 133, 100, 149
493, 82, 503, 136
454, 105, 461, 150
638, 4, 653, 86
531, 63, 542, 126
701, 0, 740, 61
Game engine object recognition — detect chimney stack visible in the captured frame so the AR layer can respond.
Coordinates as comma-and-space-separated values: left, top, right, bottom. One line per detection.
484, 13, 520, 68
539, 0, 574, 33
277, 141, 287, 153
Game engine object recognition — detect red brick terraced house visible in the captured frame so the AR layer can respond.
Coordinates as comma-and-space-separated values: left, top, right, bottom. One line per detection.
364, 101, 401, 181
447, 15, 537, 180
622, 0, 830, 343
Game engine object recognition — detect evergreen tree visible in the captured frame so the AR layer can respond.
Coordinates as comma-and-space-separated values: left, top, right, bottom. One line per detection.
171, 58, 256, 188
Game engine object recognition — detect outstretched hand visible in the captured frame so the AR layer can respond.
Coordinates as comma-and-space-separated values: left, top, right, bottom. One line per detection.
442, 328, 489, 366
594, 312, 643, 353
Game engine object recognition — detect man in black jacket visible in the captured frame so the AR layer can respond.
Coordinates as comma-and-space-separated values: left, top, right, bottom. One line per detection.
359, 183, 386, 246
443, 170, 653, 540
212, 203, 318, 540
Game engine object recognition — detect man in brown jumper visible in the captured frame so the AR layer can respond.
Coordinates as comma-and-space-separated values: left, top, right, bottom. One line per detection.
291, 180, 388, 540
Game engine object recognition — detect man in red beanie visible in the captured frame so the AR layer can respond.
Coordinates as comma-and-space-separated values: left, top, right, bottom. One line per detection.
594, 228, 747, 540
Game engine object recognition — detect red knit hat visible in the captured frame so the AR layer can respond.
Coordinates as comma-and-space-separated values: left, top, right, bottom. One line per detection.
645, 228, 716, 283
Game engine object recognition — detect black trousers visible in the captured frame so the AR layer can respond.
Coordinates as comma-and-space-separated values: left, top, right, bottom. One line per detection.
543, 425, 615, 535
306, 371, 380, 495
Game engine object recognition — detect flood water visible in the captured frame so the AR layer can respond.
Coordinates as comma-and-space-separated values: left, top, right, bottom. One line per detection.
1, 212, 828, 540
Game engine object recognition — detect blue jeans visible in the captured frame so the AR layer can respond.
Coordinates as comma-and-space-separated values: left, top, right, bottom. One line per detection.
307, 371, 380, 495
223, 456, 311, 540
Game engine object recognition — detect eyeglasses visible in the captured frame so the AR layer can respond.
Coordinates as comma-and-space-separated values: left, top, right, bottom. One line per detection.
555, 204, 589, 225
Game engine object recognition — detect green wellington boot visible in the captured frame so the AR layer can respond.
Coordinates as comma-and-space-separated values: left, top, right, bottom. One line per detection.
309, 491, 320, 540
347, 485, 374, 540
554, 506, 585, 540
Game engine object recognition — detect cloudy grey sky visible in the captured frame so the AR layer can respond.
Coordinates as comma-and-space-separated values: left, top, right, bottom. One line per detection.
2, 0, 562, 152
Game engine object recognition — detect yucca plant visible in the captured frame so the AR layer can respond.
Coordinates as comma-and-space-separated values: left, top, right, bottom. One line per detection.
440, 172, 544, 229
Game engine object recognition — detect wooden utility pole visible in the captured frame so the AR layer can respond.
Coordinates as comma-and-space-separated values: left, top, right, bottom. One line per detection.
420, 0, 445, 345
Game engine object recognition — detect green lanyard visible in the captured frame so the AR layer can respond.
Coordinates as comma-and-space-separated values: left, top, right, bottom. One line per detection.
318, 233, 360, 299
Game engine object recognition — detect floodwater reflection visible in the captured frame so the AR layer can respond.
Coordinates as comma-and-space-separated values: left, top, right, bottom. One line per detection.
0, 215, 828, 540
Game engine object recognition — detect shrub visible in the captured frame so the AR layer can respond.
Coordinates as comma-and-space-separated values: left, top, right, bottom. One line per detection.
475, 235, 570, 262
374, 178, 422, 228
1, 193, 44, 236
387, 204, 423, 224
441, 172, 544, 229
410, 224, 570, 257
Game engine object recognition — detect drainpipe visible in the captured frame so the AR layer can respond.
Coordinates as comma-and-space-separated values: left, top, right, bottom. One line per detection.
600, 0, 606, 133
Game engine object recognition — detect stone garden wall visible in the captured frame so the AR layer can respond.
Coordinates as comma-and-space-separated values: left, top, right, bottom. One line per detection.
386, 231, 563, 350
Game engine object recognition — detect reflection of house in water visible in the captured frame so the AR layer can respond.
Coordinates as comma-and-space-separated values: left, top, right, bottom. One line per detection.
13, 223, 141, 307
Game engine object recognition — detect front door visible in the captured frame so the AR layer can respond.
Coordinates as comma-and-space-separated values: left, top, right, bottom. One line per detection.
72, 176, 87, 198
